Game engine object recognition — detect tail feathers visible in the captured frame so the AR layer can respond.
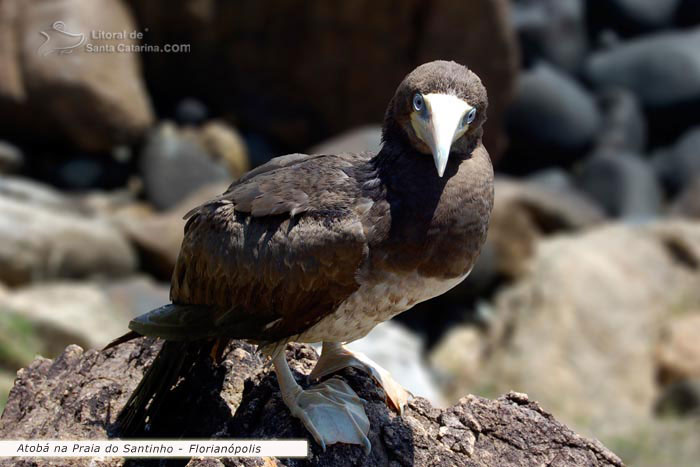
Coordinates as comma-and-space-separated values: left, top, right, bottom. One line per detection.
104, 331, 141, 351
115, 341, 190, 437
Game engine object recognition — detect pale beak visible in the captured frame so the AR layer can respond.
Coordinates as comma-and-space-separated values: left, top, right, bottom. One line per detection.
411, 94, 471, 177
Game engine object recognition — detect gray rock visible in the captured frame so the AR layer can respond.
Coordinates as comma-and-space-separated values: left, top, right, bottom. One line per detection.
0, 177, 137, 286
0, 282, 133, 352
175, 97, 209, 125
309, 125, 383, 156
652, 127, 700, 197
595, 88, 647, 153
588, 0, 681, 36
526, 167, 576, 192
506, 63, 601, 170
512, 0, 588, 72
0, 141, 22, 173
0, 340, 624, 466
140, 122, 230, 210
586, 28, 700, 109
575, 151, 662, 218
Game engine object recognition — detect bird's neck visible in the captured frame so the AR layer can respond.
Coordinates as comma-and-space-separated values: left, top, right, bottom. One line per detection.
374, 124, 481, 196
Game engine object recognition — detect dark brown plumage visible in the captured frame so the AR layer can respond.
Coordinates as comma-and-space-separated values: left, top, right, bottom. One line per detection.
111, 60, 494, 444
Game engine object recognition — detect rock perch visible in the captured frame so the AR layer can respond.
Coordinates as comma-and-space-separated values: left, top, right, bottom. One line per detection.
0, 338, 623, 467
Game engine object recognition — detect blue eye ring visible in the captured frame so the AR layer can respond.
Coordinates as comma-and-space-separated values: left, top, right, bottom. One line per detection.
464, 107, 477, 125
412, 93, 424, 112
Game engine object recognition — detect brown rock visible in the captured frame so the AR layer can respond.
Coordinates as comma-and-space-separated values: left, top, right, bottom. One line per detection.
1, 0, 154, 151
126, 0, 518, 159
0, 339, 623, 467
451, 221, 700, 438
656, 314, 700, 386
488, 177, 606, 279
112, 182, 230, 279
197, 120, 250, 178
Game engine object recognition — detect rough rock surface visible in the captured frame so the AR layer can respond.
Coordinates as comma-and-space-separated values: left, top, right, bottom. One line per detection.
0, 339, 623, 467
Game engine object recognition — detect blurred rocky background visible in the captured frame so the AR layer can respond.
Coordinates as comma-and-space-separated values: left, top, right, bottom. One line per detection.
0, 0, 699, 465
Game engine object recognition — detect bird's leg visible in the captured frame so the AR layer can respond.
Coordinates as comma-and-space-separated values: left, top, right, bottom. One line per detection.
272, 351, 371, 453
310, 342, 412, 415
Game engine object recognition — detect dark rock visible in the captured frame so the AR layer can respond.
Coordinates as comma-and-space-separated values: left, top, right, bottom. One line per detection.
512, 0, 588, 72
126, 0, 519, 161
671, 176, 700, 219
503, 63, 601, 173
652, 127, 700, 197
175, 97, 209, 125
140, 122, 230, 210
0, 339, 624, 466
675, 0, 700, 27
586, 28, 700, 109
587, 0, 681, 37
655, 379, 700, 416
595, 88, 647, 153
0, 141, 23, 173
574, 151, 662, 218
585, 28, 700, 145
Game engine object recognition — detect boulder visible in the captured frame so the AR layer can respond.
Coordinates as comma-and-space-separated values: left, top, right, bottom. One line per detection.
503, 63, 601, 172
652, 126, 700, 197
443, 221, 700, 439
671, 177, 700, 219
574, 151, 662, 219
511, 0, 588, 72
198, 120, 250, 178
0, 282, 133, 353
0, 141, 22, 174
0, 177, 137, 286
126, 0, 519, 160
1, 0, 154, 152
585, 28, 700, 143
595, 89, 647, 153
0, 339, 624, 467
140, 123, 245, 210
112, 182, 229, 279
587, 0, 681, 36
655, 314, 700, 386
309, 125, 383, 156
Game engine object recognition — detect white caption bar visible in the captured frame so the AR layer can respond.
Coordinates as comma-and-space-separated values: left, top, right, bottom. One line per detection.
0, 440, 308, 458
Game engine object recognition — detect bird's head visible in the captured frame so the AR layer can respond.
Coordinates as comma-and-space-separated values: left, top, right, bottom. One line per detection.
383, 60, 488, 177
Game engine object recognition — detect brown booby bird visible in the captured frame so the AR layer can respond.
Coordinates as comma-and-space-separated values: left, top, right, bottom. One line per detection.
111, 60, 494, 452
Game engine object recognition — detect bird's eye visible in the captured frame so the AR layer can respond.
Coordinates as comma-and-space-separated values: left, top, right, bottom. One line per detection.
412, 93, 424, 112
464, 108, 477, 125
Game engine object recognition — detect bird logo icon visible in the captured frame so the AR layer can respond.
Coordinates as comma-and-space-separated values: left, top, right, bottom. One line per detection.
38, 21, 86, 56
